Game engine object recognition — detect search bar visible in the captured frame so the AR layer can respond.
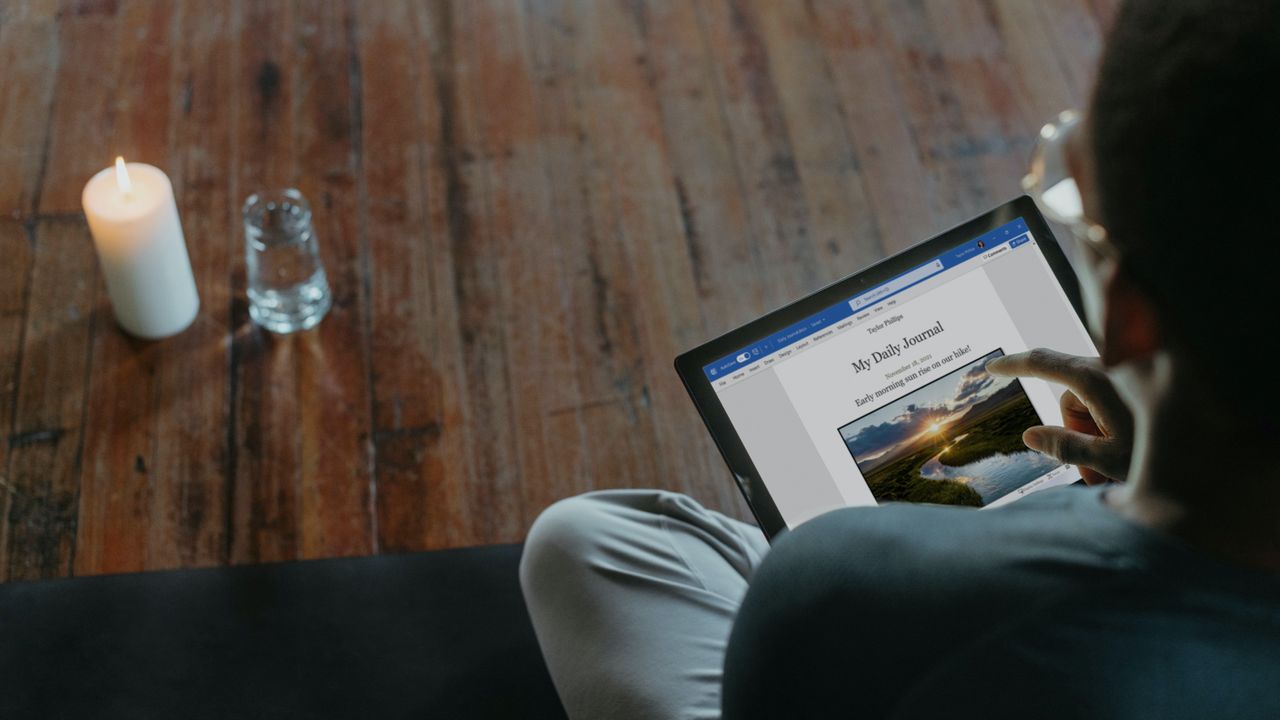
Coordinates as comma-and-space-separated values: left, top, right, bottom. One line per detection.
850, 259, 944, 310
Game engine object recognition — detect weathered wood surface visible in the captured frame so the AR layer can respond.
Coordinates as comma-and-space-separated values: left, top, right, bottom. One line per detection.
0, 0, 1114, 581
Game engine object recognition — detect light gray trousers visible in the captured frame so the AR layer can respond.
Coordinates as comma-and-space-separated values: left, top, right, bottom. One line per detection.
519, 490, 770, 720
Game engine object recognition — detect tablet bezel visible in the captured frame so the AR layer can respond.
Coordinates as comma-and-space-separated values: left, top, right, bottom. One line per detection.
674, 196, 1086, 540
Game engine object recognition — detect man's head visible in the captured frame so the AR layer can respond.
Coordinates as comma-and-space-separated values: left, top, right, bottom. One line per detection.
1076, 0, 1279, 433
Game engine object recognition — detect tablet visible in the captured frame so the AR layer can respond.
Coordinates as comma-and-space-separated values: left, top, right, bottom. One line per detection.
674, 196, 1098, 539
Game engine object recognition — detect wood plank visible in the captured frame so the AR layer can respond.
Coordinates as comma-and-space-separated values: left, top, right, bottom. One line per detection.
695, 0, 820, 307
521, 0, 637, 514
72, 327, 159, 575
920, 0, 1033, 202
34, 4, 117, 214
107, 0, 175, 164
233, 0, 374, 563
356, 0, 479, 550
873, 0, 992, 228
626, 1, 765, 337
991, 0, 1084, 125
615, 0, 759, 516
143, 0, 234, 569
284, 0, 373, 559
0, 221, 34, 581
512, 0, 680, 515
573, 0, 733, 510
228, 0, 304, 565
389, 0, 582, 549
75, 0, 237, 575
459, 0, 586, 534
412, 0, 527, 544
5, 0, 119, 580
3, 218, 97, 581
748, 0, 885, 280
0, 2, 59, 217
74, 0, 180, 576
807, 0, 937, 251
1036, 0, 1107, 104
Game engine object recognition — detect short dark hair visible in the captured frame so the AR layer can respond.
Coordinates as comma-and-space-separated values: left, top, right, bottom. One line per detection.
1090, 0, 1280, 425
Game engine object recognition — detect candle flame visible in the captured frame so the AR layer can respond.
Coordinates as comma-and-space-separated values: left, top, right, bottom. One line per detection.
114, 156, 133, 196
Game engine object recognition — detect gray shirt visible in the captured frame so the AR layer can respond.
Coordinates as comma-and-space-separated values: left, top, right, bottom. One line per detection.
723, 485, 1280, 719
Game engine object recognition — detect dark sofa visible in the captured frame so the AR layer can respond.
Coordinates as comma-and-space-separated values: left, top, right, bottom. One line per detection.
0, 544, 566, 719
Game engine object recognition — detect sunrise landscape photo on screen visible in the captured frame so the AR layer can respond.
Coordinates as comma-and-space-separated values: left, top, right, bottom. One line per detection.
837, 348, 1060, 507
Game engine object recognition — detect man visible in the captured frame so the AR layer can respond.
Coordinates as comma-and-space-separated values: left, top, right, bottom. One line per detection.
520, 0, 1280, 717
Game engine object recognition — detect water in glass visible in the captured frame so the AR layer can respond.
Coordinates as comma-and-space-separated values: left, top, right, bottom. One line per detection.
243, 189, 332, 333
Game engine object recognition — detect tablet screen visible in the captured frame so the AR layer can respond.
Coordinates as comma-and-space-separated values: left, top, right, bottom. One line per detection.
700, 217, 1097, 528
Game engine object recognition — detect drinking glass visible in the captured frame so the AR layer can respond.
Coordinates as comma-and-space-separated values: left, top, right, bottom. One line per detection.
243, 188, 332, 333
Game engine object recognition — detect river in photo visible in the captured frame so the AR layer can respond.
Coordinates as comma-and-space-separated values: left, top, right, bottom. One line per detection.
919, 449, 1061, 504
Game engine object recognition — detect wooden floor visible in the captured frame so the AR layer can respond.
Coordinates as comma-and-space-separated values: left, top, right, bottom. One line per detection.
0, 0, 1113, 581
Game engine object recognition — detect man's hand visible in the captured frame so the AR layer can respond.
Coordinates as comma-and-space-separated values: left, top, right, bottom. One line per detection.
986, 349, 1133, 484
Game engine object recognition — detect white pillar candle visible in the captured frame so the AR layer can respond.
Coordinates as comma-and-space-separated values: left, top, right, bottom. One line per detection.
81, 158, 200, 339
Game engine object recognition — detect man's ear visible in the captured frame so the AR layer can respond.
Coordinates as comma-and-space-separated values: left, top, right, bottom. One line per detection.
1101, 263, 1161, 367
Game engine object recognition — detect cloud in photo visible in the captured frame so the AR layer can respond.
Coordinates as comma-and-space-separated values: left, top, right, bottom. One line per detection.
952, 363, 995, 405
